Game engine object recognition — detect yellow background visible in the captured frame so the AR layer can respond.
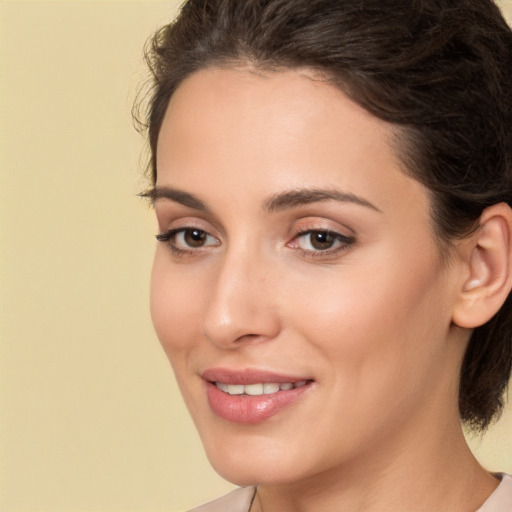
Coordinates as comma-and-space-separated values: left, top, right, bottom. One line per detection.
0, 1, 510, 510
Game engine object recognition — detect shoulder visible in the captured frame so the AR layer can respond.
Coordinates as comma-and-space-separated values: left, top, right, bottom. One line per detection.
187, 487, 256, 512
477, 474, 512, 512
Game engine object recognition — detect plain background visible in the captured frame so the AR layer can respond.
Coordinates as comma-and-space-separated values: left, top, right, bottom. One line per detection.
0, 1, 511, 511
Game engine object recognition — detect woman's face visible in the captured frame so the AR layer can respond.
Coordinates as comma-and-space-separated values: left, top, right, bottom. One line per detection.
150, 67, 467, 486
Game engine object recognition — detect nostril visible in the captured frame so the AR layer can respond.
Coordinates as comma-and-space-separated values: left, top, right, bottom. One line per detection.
233, 333, 272, 345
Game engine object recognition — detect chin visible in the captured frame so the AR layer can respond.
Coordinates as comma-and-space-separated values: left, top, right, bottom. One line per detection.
209, 458, 300, 487
200, 430, 311, 487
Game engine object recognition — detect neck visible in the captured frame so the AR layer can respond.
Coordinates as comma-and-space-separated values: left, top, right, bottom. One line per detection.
252, 417, 498, 512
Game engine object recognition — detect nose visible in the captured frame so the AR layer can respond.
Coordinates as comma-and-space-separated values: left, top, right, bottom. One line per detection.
202, 248, 281, 349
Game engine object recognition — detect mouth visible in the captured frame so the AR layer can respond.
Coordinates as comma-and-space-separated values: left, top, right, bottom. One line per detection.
202, 368, 314, 424
214, 380, 309, 396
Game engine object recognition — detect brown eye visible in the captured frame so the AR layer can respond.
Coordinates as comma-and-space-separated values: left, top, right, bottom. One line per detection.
184, 229, 208, 247
309, 231, 336, 250
292, 229, 355, 254
155, 228, 220, 252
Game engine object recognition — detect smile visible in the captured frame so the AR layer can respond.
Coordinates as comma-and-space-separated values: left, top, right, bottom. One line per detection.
215, 381, 308, 396
203, 369, 314, 423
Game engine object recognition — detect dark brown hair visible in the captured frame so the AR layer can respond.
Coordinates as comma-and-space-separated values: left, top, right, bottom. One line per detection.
137, 0, 512, 431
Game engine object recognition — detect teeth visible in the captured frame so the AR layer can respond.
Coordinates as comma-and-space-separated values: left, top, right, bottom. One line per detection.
226, 384, 244, 395
217, 382, 229, 393
263, 383, 280, 394
245, 383, 264, 395
215, 381, 307, 396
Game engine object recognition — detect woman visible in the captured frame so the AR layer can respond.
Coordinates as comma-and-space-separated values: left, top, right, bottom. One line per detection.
138, 0, 512, 510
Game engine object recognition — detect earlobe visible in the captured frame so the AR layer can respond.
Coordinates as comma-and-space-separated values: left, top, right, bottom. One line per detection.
452, 203, 512, 329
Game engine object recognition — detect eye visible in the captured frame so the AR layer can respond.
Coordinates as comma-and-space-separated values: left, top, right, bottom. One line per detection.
291, 229, 354, 254
176, 228, 213, 248
300, 231, 338, 250
156, 228, 220, 251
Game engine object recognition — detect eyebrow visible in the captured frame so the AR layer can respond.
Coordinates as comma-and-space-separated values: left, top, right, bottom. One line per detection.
140, 186, 381, 213
263, 188, 381, 213
139, 186, 208, 211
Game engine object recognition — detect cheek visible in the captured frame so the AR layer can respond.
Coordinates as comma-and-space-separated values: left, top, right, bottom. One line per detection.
290, 245, 451, 394
150, 253, 204, 359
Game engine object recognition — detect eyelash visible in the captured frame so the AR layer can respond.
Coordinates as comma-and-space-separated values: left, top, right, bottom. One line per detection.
290, 229, 355, 258
155, 227, 355, 259
156, 228, 220, 256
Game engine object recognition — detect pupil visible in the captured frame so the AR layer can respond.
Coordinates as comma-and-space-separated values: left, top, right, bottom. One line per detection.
312, 231, 334, 250
185, 229, 206, 247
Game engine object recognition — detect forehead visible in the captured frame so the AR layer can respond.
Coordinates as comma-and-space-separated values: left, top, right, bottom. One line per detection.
159, 66, 390, 159
156, 67, 429, 219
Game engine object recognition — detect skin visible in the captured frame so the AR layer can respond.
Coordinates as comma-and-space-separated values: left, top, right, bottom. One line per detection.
150, 67, 500, 511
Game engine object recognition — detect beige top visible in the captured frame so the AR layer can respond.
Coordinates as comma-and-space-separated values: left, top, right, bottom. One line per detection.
188, 474, 512, 512
477, 474, 512, 512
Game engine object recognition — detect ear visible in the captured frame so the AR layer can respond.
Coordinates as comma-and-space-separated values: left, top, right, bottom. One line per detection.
452, 203, 512, 328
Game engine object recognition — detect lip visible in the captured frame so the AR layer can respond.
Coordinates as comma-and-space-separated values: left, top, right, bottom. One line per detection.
202, 367, 314, 424
202, 367, 312, 385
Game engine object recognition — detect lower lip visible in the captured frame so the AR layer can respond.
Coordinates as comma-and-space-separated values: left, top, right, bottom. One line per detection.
205, 381, 312, 424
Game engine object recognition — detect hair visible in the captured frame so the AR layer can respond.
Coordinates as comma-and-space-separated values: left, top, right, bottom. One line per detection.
136, 0, 512, 431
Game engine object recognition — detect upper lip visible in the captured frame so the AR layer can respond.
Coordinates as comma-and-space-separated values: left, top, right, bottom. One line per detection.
202, 367, 313, 385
